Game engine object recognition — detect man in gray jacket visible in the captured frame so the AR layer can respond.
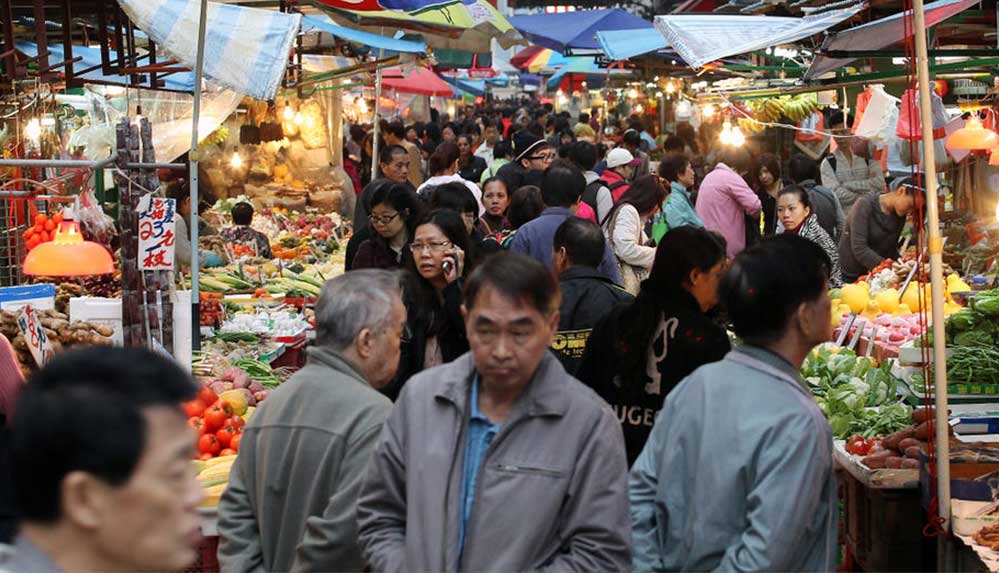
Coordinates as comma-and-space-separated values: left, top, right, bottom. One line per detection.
357, 252, 632, 572
218, 270, 406, 572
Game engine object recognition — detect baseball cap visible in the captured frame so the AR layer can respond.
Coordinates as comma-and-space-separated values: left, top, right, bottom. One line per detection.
512, 130, 550, 162
606, 147, 635, 169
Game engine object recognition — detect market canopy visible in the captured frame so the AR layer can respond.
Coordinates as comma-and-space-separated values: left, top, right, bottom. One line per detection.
117, 0, 300, 100
803, 0, 980, 80
595, 28, 669, 61
546, 56, 627, 88
380, 66, 454, 96
314, 0, 455, 12
654, 5, 864, 69
322, 0, 523, 53
509, 9, 653, 54
301, 14, 427, 53
510, 46, 568, 73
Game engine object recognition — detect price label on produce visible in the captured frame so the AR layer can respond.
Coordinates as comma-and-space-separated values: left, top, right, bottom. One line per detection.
137, 193, 176, 271
16, 305, 52, 367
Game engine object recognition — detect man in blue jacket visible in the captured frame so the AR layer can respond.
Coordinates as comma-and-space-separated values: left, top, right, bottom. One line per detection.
630, 234, 838, 572
509, 159, 622, 283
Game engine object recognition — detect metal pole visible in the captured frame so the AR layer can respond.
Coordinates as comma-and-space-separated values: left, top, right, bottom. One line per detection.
911, 0, 951, 548
0, 156, 116, 168
371, 30, 385, 178
189, 0, 208, 352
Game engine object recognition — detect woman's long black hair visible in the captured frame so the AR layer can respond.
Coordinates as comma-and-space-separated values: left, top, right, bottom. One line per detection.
601, 174, 667, 228
402, 209, 473, 334
616, 226, 727, 390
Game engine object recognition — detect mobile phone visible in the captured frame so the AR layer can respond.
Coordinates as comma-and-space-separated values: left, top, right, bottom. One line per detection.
443, 260, 453, 274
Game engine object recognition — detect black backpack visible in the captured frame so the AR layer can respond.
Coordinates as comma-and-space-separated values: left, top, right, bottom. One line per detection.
581, 179, 627, 219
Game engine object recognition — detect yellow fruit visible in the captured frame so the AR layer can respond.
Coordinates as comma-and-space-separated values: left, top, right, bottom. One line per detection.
896, 303, 912, 315
243, 406, 256, 422
858, 281, 871, 292
837, 304, 852, 315
198, 462, 234, 482
199, 483, 227, 508
862, 300, 881, 320
220, 390, 249, 416
204, 454, 237, 468
875, 289, 900, 314
840, 284, 870, 313
901, 283, 933, 311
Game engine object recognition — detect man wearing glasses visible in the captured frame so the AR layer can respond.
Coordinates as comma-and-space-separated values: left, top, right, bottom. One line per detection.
495, 131, 555, 193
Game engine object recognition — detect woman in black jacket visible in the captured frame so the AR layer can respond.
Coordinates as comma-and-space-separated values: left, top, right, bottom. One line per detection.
386, 209, 472, 400
577, 226, 731, 464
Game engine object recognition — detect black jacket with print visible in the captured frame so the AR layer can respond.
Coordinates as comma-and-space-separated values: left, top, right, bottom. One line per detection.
577, 289, 731, 464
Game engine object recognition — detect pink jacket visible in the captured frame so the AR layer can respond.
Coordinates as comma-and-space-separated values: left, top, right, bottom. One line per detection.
695, 164, 762, 257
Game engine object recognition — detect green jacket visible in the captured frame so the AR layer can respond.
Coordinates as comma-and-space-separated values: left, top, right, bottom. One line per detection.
218, 347, 392, 572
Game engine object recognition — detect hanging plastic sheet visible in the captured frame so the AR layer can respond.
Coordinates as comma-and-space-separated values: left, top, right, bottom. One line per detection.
117, 0, 301, 100
894, 89, 952, 171
855, 86, 900, 143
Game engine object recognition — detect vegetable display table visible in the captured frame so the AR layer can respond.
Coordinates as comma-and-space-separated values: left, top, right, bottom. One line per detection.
834, 442, 931, 571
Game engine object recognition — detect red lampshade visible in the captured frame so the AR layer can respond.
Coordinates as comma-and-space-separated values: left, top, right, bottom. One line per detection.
946, 116, 999, 151
23, 221, 114, 276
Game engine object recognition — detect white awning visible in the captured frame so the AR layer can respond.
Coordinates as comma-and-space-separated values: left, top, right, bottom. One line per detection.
803, 0, 980, 80
654, 5, 864, 69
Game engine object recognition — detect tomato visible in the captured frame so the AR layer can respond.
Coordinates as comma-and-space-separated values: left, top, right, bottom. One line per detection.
846, 435, 872, 456
35, 214, 47, 225
198, 434, 221, 456
219, 448, 237, 457
51, 212, 62, 224
188, 417, 207, 436
216, 427, 234, 449
183, 400, 206, 418
204, 405, 227, 432
199, 386, 218, 408
230, 432, 242, 453
198, 452, 214, 461
228, 416, 245, 431
43, 220, 55, 231
215, 400, 234, 417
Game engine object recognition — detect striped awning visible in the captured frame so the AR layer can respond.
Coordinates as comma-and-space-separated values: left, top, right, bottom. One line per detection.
654, 5, 863, 69
117, 0, 301, 100
803, 0, 980, 80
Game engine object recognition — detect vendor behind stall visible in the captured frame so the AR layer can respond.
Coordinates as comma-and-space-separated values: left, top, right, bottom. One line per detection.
838, 181, 921, 283
222, 202, 272, 259
166, 182, 222, 270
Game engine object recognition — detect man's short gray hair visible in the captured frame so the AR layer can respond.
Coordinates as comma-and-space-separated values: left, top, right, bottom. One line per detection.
314, 269, 402, 351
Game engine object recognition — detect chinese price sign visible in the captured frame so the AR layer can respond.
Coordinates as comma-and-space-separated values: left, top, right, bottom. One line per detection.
16, 305, 52, 367
138, 194, 177, 270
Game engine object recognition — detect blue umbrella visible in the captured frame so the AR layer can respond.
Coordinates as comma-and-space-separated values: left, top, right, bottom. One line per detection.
509, 9, 652, 53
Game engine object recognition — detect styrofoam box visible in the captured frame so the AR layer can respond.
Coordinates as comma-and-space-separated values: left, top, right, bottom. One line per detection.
69, 291, 193, 367
0, 284, 56, 311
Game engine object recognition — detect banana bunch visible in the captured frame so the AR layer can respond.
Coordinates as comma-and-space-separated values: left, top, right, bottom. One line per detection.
783, 93, 820, 123
748, 97, 786, 123
737, 117, 766, 133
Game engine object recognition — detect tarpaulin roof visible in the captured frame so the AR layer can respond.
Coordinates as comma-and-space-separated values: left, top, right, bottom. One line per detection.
314, 0, 456, 12
442, 76, 486, 96
302, 14, 427, 53
509, 9, 653, 53
16, 41, 195, 91
803, 0, 980, 80
118, 0, 300, 100
596, 27, 669, 60
654, 5, 863, 69
546, 56, 629, 88
381, 66, 454, 96
510, 46, 568, 72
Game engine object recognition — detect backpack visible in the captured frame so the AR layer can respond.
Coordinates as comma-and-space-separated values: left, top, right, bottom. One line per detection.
581, 180, 628, 222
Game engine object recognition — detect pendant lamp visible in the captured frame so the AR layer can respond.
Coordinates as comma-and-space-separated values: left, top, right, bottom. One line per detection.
945, 116, 999, 151
990, 145, 999, 166
23, 221, 114, 276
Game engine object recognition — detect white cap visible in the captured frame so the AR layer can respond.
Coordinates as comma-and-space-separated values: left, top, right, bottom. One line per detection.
605, 147, 635, 169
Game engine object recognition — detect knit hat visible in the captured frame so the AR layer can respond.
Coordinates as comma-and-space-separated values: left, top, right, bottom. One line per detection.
605, 147, 635, 169
512, 130, 550, 163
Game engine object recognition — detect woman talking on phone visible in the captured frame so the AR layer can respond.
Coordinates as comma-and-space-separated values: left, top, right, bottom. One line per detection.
387, 209, 472, 400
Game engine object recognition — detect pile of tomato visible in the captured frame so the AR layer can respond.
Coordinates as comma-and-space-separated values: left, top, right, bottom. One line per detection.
183, 386, 245, 460
845, 434, 876, 456
23, 212, 64, 251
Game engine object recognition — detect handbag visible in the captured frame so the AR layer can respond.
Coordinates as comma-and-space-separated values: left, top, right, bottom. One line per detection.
607, 208, 650, 295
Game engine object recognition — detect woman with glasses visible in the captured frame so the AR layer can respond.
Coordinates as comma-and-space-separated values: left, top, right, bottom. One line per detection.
577, 226, 731, 464
601, 175, 668, 295
352, 183, 425, 271
388, 210, 472, 398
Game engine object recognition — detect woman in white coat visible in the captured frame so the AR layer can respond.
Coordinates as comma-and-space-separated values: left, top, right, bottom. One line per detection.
602, 175, 668, 294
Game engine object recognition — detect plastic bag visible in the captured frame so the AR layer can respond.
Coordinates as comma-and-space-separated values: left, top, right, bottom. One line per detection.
77, 190, 117, 248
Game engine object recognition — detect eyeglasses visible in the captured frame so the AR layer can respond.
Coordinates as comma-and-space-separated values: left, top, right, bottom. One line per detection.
369, 212, 400, 225
411, 240, 452, 254
529, 152, 556, 162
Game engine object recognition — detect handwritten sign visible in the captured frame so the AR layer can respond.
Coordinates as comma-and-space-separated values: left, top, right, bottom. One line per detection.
138, 194, 177, 270
16, 305, 52, 366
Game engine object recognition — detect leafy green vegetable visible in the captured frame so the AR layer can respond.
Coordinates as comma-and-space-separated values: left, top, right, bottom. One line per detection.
946, 308, 979, 334
972, 291, 999, 317
954, 330, 994, 347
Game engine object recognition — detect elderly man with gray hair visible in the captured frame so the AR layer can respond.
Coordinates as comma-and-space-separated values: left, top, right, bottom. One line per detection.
218, 270, 407, 573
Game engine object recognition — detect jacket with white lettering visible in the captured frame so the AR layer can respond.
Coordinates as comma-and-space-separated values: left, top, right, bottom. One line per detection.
553, 266, 633, 376
577, 289, 731, 464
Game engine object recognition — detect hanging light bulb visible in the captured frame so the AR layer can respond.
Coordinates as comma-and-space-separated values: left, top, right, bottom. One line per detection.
24, 118, 41, 144
730, 125, 746, 147
293, 111, 304, 125
628, 88, 638, 99
656, 91, 664, 99
356, 98, 369, 115
719, 120, 733, 145
230, 151, 243, 169
702, 103, 716, 118
283, 100, 294, 121
665, 82, 676, 94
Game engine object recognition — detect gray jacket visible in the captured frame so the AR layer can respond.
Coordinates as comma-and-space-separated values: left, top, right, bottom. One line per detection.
357, 352, 632, 572
217, 347, 392, 573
